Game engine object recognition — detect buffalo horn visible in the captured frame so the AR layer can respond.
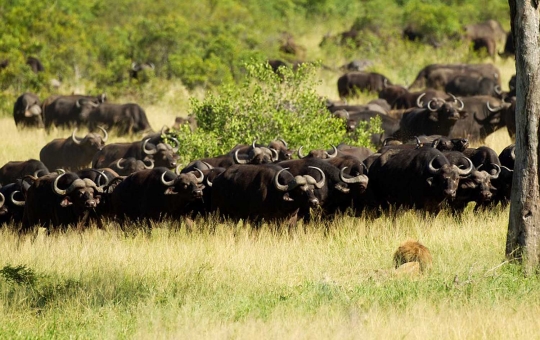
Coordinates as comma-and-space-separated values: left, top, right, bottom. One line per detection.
427, 99, 437, 112
274, 168, 291, 191
52, 174, 85, 196
33, 169, 46, 177
427, 156, 442, 174
142, 139, 157, 155
297, 146, 306, 158
308, 166, 326, 188
144, 158, 155, 170
98, 126, 108, 142
10, 191, 25, 206
71, 128, 82, 145
416, 93, 426, 107
201, 161, 213, 169
160, 171, 176, 187
0, 192, 4, 208
170, 137, 180, 152
116, 158, 125, 169
501, 165, 513, 173
91, 170, 109, 187
511, 147, 515, 160
278, 138, 288, 149
270, 148, 279, 162
325, 145, 338, 158
489, 164, 501, 179
339, 167, 365, 184
456, 157, 474, 176
193, 168, 204, 183
234, 149, 249, 164
486, 101, 502, 113
494, 85, 502, 95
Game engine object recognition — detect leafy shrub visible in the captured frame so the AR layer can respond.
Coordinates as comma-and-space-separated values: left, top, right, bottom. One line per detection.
170, 61, 382, 163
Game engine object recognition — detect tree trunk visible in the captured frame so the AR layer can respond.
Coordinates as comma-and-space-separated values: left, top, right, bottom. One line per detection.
506, 0, 540, 270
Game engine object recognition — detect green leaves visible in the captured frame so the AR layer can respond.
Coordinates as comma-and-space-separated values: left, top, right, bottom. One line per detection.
172, 61, 380, 162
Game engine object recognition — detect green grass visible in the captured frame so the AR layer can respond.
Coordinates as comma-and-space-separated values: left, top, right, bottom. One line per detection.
1, 207, 536, 339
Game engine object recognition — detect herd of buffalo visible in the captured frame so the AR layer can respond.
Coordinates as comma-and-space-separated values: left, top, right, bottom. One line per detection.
0, 54, 518, 234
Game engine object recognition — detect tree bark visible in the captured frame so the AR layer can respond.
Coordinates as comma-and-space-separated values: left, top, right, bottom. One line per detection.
506, 0, 540, 270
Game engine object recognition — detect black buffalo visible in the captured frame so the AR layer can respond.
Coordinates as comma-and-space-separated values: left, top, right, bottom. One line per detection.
337, 72, 392, 98
445, 75, 502, 97
409, 64, 500, 91
13, 93, 43, 128
40, 128, 108, 171
110, 167, 205, 228
449, 96, 511, 142
92, 137, 179, 169
20, 173, 103, 233
81, 102, 152, 135
108, 157, 155, 176
394, 97, 466, 141
43, 94, 106, 131
0, 159, 49, 185
210, 164, 324, 228
368, 147, 473, 213
0, 180, 28, 226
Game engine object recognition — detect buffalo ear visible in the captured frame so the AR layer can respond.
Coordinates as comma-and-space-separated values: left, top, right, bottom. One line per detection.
164, 187, 177, 195
426, 177, 434, 186
282, 193, 294, 202
335, 183, 350, 193
60, 197, 72, 207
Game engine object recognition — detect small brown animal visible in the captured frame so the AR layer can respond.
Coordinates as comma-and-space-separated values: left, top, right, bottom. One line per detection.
393, 240, 432, 273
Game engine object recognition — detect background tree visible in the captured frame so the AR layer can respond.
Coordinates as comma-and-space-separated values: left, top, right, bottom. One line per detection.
506, 0, 540, 270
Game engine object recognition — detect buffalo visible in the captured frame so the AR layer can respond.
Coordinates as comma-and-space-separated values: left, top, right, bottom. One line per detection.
445, 76, 502, 97
0, 159, 49, 185
108, 157, 155, 176
40, 128, 108, 171
13, 93, 43, 128
110, 167, 205, 228
92, 137, 179, 169
337, 72, 392, 98
210, 164, 325, 228
20, 173, 103, 233
43, 94, 106, 131
409, 64, 500, 91
81, 102, 152, 135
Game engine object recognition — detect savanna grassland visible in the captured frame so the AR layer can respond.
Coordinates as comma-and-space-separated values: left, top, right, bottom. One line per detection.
0, 0, 533, 338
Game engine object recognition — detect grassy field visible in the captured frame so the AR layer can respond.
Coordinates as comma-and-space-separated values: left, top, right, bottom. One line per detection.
0, 46, 526, 338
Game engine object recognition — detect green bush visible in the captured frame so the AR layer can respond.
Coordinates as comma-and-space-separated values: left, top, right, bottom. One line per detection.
170, 61, 382, 163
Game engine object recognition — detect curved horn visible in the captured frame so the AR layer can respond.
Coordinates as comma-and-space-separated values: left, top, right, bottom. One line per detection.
55, 169, 66, 175
160, 171, 176, 187
10, 191, 25, 206
175, 164, 182, 175
501, 165, 513, 173
144, 158, 155, 169
98, 126, 108, 142
274, 168, 291, 191
252, 140, 257, 149
383, 78, 389, 88
297, 146, 306, 159
494, 85, 502, 95
489, 164, 501, 179
0, 192, 4, 208
71, 128, 82, 145
448, 93, 465, 110
234, 148, 249, 164
206, 176, 213, 187
149, 63, 155, 70
414, 136, 422, 147
456, 157, 474, 176
270, 148, 279, 162
278, 138, 288, 149
427, 99, 437, 112
308, 166, 326, 189
427, 156, 442, 174
193, 168, 204, 183
416, 93, 426, 107
339, 166, 365, 184
132, 62, 138, 71
142, 139, 157, 155
201, 161, 213, 169
76, 99, 82, 108
511, 147, 515, 160
52, 173, 67, 196
169, 137, 179, 152
116, 158, 125, 169
33, 169, 46, 177
325, 145, 338, 158
431, 138, 440, 149
91, 170, 109, 187
486, 101, 502, 113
